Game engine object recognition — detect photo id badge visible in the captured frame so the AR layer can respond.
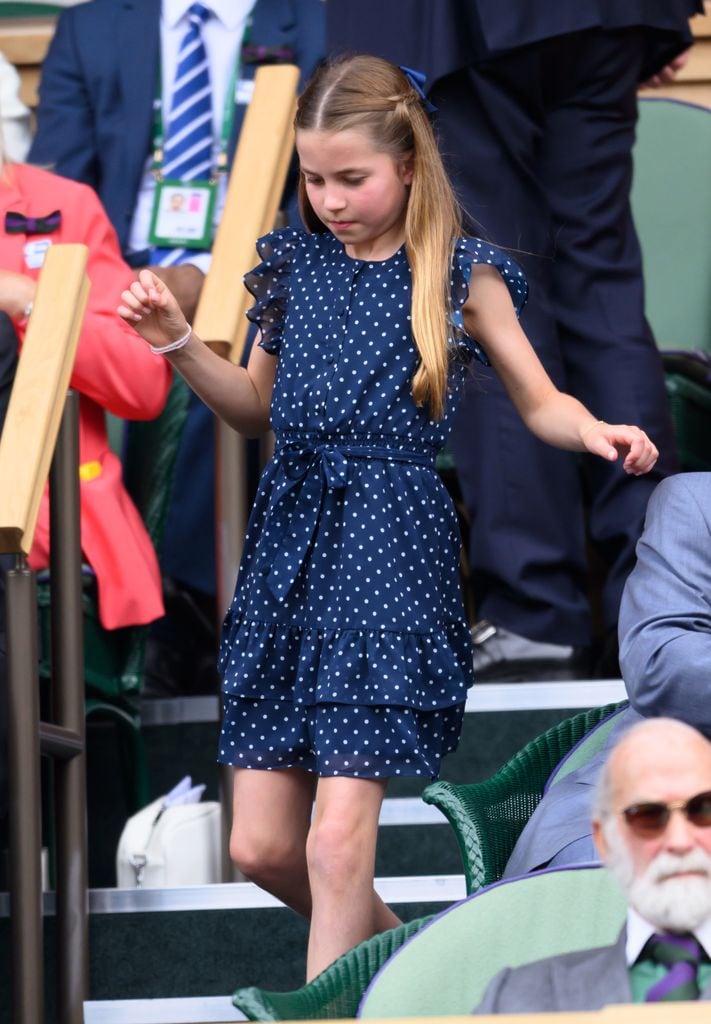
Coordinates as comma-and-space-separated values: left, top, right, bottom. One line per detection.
148, 180, 216, 249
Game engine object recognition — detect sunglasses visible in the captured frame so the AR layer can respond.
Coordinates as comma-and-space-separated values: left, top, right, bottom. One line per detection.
621, 790, 711, 837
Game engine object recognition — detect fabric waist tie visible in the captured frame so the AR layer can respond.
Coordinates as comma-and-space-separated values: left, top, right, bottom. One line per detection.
263, 441, 436, 603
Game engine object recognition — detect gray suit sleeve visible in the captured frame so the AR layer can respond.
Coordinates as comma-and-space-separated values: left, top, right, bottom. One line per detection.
619, 474, 711, 732
472, 968, 512, 1015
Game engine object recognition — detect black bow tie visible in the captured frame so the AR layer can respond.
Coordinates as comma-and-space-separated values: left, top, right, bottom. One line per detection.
241, 43, 295, 64
5, 210, 62, 235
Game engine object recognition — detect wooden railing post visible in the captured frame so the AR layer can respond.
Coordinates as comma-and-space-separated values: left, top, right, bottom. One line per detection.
0, 244, 90, 1024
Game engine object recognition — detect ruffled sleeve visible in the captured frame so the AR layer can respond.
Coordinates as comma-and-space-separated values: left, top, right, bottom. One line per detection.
244, 227, 304, 355
450, 237, 529, 364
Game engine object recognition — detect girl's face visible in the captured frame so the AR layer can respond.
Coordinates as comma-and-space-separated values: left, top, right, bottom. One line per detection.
296, 128, 413, 261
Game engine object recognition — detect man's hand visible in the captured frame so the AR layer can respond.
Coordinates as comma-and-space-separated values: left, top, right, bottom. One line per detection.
141, 263, 204, 321
641, 48, 691, 89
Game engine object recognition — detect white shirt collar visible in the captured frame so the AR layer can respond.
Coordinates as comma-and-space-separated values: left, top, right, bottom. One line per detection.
162, 0, 252, 31
626, 906, 711, 965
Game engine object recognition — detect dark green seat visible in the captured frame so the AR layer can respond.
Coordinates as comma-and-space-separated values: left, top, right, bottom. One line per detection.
37, 374, 190, 809
631, 98, 711, 470
0, 3, 62, 15
232, 915, 433, 1021
422, 701, 627, 895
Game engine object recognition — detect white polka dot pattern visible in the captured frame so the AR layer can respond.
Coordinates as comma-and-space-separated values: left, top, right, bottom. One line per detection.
218, 229, 528, 779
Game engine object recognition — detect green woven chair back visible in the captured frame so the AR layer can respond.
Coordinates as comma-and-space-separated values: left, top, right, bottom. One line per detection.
358, 866, 625, 1018
0, 3, 61, 14
232, 915, 433, 1020
422, 702, 626, 893
631, 99, 711, 353
122, 375, 190, 550
546, 702, 628, 787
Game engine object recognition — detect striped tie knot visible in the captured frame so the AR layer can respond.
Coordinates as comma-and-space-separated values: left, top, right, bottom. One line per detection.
188, 3, 211, 26
644, 932, 704, 1002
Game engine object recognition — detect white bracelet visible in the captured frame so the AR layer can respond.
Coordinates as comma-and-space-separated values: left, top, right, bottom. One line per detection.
149, 324, 192, 355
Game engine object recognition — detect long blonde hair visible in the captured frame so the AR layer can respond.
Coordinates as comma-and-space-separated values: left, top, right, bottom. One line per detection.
295, 55, 462, 421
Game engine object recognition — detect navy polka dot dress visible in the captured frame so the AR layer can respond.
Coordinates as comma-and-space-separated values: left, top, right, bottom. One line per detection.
218, 228, 527, 779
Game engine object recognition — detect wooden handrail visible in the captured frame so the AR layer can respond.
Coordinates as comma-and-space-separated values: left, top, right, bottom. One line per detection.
0, 243, 89, 554
0, 242, 91, 1024
193, 63, 300, 360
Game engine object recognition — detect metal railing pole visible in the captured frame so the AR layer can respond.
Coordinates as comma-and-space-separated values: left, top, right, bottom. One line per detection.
215, 417, 248, 882
49, 390, 88, 1024
6, 555, 43, 1024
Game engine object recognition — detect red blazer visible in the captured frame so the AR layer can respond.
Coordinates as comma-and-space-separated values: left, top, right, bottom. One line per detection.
0, 163, 171, 628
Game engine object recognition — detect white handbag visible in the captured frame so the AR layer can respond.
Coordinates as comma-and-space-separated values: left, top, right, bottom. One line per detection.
116, 793, 223, 888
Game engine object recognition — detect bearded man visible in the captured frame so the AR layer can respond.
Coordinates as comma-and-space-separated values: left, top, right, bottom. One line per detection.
475, 718, 711, 1012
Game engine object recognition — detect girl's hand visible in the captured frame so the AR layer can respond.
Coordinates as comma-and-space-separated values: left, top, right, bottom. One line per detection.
118, 268, 189, 349
581, 420, 659, 475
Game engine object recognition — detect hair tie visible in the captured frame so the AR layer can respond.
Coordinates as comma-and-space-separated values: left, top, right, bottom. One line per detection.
399, 65, 437, 114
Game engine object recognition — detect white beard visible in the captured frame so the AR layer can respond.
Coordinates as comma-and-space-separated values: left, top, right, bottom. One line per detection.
603, 818, 711, 933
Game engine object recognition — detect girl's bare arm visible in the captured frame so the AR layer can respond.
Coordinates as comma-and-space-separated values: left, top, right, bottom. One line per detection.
119, 268, 276, 437
461, 264, 658, 475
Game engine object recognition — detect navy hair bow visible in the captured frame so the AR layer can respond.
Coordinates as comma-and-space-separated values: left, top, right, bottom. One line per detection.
399, 65, 437, 114
5, 210, 62, 236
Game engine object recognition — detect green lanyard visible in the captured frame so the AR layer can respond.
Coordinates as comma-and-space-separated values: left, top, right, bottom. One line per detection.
151, 18, 251, 184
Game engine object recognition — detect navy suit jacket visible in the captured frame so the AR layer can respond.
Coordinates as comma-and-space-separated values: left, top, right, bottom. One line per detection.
30, 0, 325, 256
327, 0, 702, 88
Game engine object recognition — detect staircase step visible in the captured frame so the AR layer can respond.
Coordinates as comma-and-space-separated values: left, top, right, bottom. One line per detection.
84, 996, 245, 1023
138, 679, 625, 726
85, 685, 625, 888
0, 876, 462, 1022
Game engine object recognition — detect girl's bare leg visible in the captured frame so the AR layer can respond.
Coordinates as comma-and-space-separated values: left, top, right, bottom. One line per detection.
305, 776, 402, 981
230, 766, 316, 917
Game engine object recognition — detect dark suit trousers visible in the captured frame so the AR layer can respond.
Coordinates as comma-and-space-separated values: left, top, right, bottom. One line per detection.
432, 28, 678, 644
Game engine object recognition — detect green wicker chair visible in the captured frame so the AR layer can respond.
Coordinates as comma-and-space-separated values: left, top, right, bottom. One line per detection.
232, 914, 433, 1021
37, 374, 190, 809
422, 701, 627, 895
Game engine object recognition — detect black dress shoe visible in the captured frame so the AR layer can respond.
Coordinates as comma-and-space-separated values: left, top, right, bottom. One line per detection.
471, 620, 591, 682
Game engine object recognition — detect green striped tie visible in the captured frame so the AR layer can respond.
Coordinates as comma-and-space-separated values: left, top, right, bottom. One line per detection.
643, 933, 703, 1002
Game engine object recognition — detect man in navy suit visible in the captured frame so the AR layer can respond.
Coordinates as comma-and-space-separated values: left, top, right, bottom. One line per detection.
328, 1, 700, 680
31, 0, 325, 694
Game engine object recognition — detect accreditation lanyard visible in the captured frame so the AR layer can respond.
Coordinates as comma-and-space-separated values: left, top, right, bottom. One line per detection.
147, 39, 242, 249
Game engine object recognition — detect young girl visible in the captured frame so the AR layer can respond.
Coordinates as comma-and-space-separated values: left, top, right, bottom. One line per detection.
118, 55, 658, 979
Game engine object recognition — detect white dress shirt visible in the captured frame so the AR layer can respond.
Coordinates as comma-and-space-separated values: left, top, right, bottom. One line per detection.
0, 53, 31, 163
625, 906, 711, 965
127, 0, 255, 267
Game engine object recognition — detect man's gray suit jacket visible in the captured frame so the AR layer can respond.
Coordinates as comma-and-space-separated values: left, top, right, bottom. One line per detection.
474, 927, 711, 1013
504, 472, 711, 877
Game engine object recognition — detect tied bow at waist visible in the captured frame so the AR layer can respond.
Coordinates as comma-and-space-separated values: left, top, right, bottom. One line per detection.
263, 441, 435, 602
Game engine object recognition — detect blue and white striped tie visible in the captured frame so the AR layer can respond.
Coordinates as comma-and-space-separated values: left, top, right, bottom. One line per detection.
152, 2, 213, 266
